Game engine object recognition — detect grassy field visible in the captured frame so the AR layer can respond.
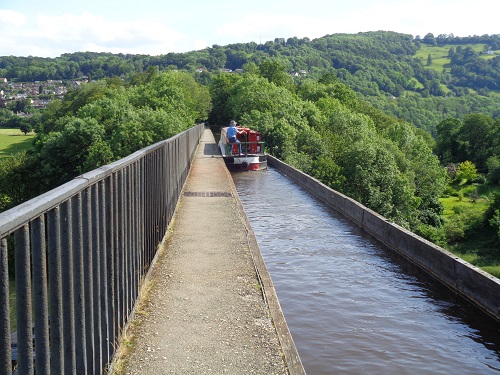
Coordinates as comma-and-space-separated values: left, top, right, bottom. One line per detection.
414, 43, 499, 72
0, 128, 35, 158
440, 191, 491, 217
413, 43, 500, 98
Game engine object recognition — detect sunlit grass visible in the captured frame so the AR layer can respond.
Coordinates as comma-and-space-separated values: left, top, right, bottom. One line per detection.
451, 251, 500, 279
440, 194, 490, 217
455, 252, 479, 264
0, 128, 35, 158
478, 265, 500, 279
490, 89, 500, 98
414, 43, 495, 73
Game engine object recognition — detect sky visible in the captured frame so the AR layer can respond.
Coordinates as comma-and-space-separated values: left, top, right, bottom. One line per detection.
0, 0, 498, 58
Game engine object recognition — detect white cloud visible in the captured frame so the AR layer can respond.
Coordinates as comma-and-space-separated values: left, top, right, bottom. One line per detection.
192, 39, 211, 51
1, 1, 498, 57
36, 12, 186, 54
1, 11, 187, 57
0, 10, 26, 27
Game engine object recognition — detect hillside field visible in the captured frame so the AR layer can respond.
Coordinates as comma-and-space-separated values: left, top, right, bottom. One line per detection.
414, 43, 498, 70
0, 128, 34, 158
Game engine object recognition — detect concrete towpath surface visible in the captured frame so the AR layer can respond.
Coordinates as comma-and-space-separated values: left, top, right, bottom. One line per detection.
111, 129, 304, 374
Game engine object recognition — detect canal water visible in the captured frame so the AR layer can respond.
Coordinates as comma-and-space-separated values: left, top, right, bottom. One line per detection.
232, 167, 500, 375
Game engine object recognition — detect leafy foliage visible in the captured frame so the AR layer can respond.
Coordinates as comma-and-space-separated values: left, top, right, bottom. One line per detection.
212, 64, 445, 231
0, 152, 34, 211
436, 114, 499, 171
0, 71, 211, 209
2, 31, 499, 135
455, 161, 478, 183
1, 30, 499, 261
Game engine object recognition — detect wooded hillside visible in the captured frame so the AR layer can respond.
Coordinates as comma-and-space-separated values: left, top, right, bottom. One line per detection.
1, 31, 499, 135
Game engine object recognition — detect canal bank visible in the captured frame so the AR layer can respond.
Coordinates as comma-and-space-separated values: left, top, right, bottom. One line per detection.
233, 166, 500, 374
110, 129, 304, 374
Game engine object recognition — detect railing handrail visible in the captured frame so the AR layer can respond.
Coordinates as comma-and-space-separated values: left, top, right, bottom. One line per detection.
0, 126, 198, 238
224, 141, 265, 156
0, 123, 204, 375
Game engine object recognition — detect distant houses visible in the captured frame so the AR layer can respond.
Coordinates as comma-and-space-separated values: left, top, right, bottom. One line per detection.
0, 78, 88, 110
291, 70, 308, 77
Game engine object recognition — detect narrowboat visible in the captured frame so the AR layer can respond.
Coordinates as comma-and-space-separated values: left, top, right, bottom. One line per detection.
218, 125, 267, 171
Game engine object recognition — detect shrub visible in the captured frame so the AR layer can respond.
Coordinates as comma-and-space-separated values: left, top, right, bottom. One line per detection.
461, 209, 485, 235
444, 206, 485, 244
446, 163, 457, 180
416, 223, 447, 247
485, 194, 500, 242
443, 217, 465, 243
461, 185, 478, 200
442, 184, 456, 197
489, 210, 500, 238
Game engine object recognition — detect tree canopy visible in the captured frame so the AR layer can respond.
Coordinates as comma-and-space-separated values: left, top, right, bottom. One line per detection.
0, 70, 211, 210
211, 64, 446, 230
2, 31, 500, 136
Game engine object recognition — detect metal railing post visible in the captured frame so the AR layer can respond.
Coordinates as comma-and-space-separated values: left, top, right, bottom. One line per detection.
0, 238, 11, 375
99, 179, 109, 369
15, 224, 34, 375
31, 216, 50, 374
73, 193, 87, 374
48, 207, 64, 374
106, 175, 115, 362
61, 199, 76, 374
83, 186, 95, 375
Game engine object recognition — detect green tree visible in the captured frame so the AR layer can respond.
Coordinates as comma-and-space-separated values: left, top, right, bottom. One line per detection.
8, 99, 33, 114
436, 118, 462, 163
0, 152, 37, 210
486, 156, 500, 184
33, 117, 107, 187
310, 155, 345, 191
458, 114, 495, 169
423, 33, 437, 45
258, 60, 296, 92
455, 160, 478, 183
19, 121, 33, 135
208, 73, 243, 124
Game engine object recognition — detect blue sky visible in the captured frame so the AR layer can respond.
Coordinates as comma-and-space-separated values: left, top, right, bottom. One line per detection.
0, 0, 498, 57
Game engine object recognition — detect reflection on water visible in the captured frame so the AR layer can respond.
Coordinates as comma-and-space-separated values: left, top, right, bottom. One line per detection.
232, 168, 500, 375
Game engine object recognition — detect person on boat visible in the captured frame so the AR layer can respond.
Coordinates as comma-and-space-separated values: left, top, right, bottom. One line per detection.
227, 120, 243, 154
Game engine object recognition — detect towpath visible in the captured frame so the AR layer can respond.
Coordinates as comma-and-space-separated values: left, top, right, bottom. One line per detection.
111, 128, 304, 374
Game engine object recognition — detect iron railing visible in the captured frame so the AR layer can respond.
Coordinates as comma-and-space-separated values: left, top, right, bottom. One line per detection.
0, 123, 204, 374
224, 141, 265, 156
